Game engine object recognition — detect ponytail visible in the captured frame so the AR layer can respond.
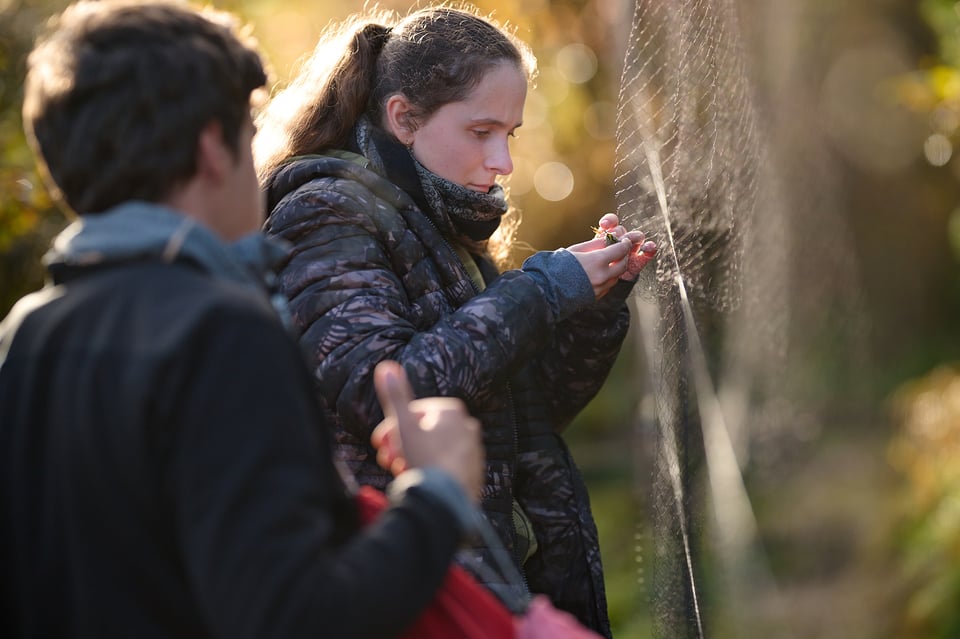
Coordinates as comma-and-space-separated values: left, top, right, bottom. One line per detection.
254, 17, 393, 180
308, 23, 390, 149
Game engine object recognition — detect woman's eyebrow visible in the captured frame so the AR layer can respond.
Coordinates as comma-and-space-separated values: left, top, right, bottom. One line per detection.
469, 117, 524, 129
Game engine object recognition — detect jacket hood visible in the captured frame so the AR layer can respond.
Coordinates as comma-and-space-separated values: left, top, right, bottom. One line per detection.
45, 201, 291, 313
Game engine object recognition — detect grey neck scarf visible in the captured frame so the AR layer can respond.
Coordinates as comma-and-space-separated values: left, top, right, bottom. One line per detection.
411, 157, 507, 241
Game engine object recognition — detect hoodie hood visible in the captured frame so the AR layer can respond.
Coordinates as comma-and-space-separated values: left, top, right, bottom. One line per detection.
45, 201, 293, 325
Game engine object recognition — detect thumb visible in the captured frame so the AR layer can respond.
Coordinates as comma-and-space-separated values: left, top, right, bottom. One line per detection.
567, 236, 609, 252
374, 361, 416, 424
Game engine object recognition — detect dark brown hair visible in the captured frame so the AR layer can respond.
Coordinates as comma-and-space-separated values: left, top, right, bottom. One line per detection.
254, 4, 536, 181
23, 0, 267, 215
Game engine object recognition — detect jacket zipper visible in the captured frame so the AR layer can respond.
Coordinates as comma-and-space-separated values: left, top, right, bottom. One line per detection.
504, 382, 530, 595
421, 213, 531, 597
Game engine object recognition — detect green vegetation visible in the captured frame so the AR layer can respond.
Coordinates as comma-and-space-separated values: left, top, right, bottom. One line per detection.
0, 1, 66, 312
889, 365, 960, 639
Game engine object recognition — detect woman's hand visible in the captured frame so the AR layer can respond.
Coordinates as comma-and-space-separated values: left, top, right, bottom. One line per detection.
566, 213, 657, 299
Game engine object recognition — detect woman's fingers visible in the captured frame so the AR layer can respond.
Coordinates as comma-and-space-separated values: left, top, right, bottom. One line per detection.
620, 240, 658, 281
598, 213, 619, 230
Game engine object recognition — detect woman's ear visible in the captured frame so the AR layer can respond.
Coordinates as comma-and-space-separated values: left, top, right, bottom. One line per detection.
384, 94, 416, 146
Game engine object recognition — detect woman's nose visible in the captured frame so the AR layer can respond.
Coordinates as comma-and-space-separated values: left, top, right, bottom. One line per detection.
486, 138, 514, 176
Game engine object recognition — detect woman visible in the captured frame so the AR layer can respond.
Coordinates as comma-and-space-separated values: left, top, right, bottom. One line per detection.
255, 6, 655, 636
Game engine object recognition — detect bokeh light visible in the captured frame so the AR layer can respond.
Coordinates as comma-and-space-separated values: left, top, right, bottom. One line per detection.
534, 161, 575, 201
820, 43, 924, 173
506, 152, 535, 196
556, 42, 598, 84
535, 67, 571, 105
924, 132, 953, 166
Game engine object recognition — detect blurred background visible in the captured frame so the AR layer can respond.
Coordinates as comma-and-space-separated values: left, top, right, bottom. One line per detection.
3, 0, 960, 637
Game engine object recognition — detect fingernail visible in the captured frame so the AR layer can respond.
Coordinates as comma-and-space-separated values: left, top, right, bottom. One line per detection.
383, 367, 398, 387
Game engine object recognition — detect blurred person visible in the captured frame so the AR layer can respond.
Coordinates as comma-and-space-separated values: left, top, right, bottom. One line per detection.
0, 2, 484, 637
254, 5, 656, 635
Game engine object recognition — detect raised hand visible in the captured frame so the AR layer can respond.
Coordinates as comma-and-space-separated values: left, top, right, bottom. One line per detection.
371, 360, 484, 502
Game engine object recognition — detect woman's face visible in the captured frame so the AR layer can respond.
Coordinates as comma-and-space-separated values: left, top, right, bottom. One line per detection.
406, 62, 527, 193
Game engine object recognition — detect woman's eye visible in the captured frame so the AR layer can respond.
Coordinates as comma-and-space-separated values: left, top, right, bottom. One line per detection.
472, 129, 491, 139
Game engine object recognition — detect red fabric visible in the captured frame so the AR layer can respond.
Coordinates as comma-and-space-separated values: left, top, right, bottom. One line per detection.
514, 596, 605, 639
354, 485, 516, 639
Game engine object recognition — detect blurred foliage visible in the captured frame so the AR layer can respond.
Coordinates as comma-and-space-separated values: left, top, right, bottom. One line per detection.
896, 0, 960, 106
896, 0, 960, 175
0, 0, 67, 313
888, 365, 960, 639
899, 2, 960, 189
920, 0, 960, 68
911, 0, 960, 270
885, 6, 960, 637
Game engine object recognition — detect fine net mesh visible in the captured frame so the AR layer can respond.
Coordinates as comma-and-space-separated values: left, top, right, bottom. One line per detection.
613, 0, 865, 636
616, 0, 758, 312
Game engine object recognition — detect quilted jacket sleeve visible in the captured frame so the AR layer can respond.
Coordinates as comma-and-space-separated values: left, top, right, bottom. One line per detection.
265, 172, 570, 441
532, 279, 634, 431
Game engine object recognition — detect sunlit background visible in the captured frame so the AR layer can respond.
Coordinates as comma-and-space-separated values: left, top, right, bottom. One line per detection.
4, 0, 960, 637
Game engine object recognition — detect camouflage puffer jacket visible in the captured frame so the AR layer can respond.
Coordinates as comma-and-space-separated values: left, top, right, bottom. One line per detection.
263, 152, 634, 637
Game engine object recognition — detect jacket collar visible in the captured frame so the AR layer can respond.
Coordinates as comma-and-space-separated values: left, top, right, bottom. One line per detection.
45, 201, 290, 307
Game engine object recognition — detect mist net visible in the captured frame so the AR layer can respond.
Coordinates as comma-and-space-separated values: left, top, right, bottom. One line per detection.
611, 0, 853, 636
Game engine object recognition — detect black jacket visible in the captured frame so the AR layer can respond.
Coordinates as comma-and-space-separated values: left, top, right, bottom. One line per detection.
0, 205, 463, 639
264, 150, 633, 635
